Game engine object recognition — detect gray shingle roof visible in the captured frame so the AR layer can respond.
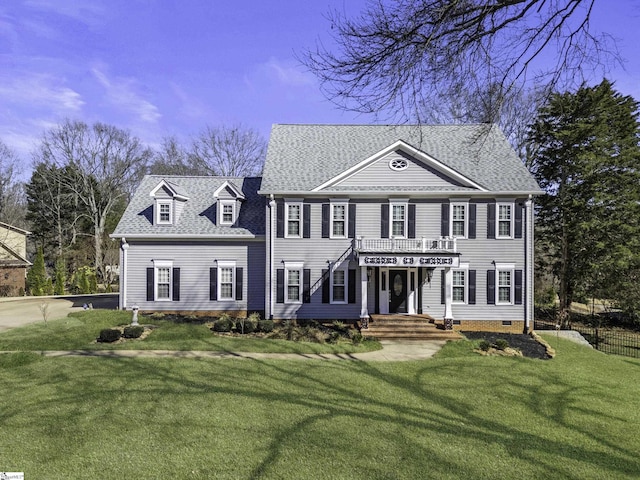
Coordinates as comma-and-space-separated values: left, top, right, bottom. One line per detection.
113, 176, 265, 238
260, 124, 542, 194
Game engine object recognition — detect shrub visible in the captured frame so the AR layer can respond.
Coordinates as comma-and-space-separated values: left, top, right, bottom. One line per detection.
283, 319, 297, 341
213, 314, 234, 333
123, 326, 144, 339
98, 329, 121, 343
257, 319, 274, 333
494, 339, 509, 351
235, 318, 256, 334
332, 320, 348, 333
248, 312, 261, 323
478, 340, 491, 351
350, 331, 364, 345
327, 331, 341, 344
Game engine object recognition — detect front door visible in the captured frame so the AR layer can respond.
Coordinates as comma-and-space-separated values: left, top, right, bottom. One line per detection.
389, 270, 407, 313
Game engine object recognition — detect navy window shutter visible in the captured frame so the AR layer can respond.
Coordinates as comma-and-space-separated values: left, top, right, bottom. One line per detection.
440, 269, 446, 305
276, 269, 285, 303
276, 202, 284, 238
515, 203, 523, 239
348, 203, 356, 238
487, 270, 496, 304
303, 204, 311, 238
514, 269, 523, 305
303, 269, 311, 303
322, 204, 330, 238
210, 267, 217, 301
468, 204, 476, 239
381, 204, 389, 238
441, 203, 450, 237
172, 268, 180, 301
408, 204, 416, 239
487, 204, 496, 239
348, 269, 356, 304
235, 267, 243, 301
322, 269, 330, 303
146, 267, 154, 301
468, 270, 476, 305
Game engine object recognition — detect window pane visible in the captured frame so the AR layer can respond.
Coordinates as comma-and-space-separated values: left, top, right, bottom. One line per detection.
332, 205, 346, 236
287, 205, 300, 236
499, 221, 511, 236
219, 267, 234, 299
453, 287, 465, 302
332, 270, 345, 302
498, 205, 511, 220
498, 271, 511, 302
160, 204, 170, 222
222, 204, 233, 223
157, 267, 170, 299
288, 205, 300, 220
287, 270, 300, 301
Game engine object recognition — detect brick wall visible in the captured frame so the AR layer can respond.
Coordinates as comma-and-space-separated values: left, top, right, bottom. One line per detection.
452, 319, 527, 334
0, 267, 26, 296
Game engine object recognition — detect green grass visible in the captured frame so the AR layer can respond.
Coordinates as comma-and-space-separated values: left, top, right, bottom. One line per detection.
0, 310, 381, 354
1, 335, 639, 479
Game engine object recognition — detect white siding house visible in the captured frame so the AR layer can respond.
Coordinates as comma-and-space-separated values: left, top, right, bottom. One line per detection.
112, 124, 542, 332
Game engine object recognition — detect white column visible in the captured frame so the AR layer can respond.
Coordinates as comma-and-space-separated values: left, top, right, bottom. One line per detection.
360, 266, 369, 328
267, 196, 276, 320
525, 196, 534, 332
443, 266, 454, 329
120, 238, 128, 310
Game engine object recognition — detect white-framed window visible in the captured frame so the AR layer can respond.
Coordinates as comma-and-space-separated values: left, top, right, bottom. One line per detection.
390, 202, 407, 238
331, 202, 347, 238
286, 203, 302, 238
219, 201, 235, 225
157, 201, 172, 225
154, 260, 173, 301
217, 261, 236, 300
497, 203, 513, 238
452, 270, 466, 303
331, 267, 347, 304
284, 262, 303, 303
451, 203, 467, 238
495, 263, 514, 304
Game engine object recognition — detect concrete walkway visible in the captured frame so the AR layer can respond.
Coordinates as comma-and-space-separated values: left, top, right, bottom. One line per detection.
21, 340, 449, 362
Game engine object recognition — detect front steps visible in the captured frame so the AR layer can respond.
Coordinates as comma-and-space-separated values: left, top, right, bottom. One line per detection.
361, 314, 463, 341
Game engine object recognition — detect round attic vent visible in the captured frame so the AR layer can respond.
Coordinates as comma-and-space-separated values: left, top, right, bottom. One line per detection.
389, 158, 408, 171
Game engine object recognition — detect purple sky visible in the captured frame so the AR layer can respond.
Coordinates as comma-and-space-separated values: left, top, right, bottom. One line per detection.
1, 0, 639, 176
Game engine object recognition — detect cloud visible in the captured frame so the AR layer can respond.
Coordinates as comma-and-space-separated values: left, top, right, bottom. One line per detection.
23, 0, 105, 27
92, 66, 162, 124
259, 57, 316, 88
0, 72, 84, 113
169, 82, 208, 120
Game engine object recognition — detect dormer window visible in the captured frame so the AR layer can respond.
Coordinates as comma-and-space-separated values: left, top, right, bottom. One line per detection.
157, 201, 173, 225
219, 201, 236, 225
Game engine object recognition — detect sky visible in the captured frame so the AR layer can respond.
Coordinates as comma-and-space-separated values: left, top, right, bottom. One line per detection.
1, 0, 639, 177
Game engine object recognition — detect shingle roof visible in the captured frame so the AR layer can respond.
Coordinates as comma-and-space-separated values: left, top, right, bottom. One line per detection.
260, 124, 542, 194
112, 176, 264, 238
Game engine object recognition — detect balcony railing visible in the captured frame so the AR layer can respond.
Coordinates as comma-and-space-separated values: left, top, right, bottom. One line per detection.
354, 236, 457, 254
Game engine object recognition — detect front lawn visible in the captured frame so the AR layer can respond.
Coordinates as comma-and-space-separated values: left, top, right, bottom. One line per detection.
0, 310, 381, 354
1, 336, 639, 479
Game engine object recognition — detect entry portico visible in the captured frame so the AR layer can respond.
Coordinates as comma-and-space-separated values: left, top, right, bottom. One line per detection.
355, 236, 460, 327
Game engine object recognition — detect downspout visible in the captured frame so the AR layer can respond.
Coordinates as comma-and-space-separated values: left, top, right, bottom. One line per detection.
525, 195, 534, 332
120, 237, 129, 310
269, 195, 276, 319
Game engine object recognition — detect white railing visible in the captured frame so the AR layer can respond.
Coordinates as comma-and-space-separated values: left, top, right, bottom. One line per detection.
354, 236, 457, 253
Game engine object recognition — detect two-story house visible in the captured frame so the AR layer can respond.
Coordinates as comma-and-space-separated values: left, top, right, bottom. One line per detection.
112, 124, 542, 333
0, 222, 31, 297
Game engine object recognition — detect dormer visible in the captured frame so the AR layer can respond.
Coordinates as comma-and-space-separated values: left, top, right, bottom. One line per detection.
149, 180, 189, 226
213, 180, 245, 226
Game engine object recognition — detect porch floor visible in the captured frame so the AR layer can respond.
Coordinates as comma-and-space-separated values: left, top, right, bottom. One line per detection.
361, 314, 463, 341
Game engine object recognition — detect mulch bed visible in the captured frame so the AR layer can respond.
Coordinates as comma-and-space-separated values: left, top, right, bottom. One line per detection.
462, 332, 552, 359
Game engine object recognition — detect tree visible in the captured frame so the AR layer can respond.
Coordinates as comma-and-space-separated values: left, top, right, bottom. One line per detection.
54, 257, 66, 295
302, 1, 617, 126
528, 80, 640, 325
33, 120, 151, 284
148, 136, 199, 176
0, 140, 26, 227
26, 246, 51, 296
190, 124, 266, 176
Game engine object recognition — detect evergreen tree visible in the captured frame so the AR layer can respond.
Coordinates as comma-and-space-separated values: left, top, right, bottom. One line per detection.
528, 80, 640, 325
54, 257, 66, 295
26, 247, 49, 296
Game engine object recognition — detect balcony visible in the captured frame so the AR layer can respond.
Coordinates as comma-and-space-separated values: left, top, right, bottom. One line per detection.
354, 236, 457, 254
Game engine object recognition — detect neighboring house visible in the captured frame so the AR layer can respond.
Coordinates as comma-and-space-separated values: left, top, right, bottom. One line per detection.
112, 124, 542, 332
0, 222, 31, 296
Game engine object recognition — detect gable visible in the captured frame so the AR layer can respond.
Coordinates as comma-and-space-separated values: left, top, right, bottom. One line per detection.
313, 140, 486, 192
335, 150, 469, 190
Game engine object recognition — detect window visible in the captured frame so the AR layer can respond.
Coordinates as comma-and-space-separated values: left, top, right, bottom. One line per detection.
452, 204, 466, 237
157, 202, 172, 224
497, 203, 513, 238
331, 204, 346, 238
286, 268, 302, 303
391, 203, 406, 237
219, 267, 234, 300
154, 260, 173, 301
498, 270, 512, 303
220, 201, 235, 225
452, 270, 465, 303
331, 269, 346, 303
286, 203, 301, 237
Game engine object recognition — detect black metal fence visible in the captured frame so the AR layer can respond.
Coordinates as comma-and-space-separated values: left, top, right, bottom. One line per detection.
534, 319, 640, 358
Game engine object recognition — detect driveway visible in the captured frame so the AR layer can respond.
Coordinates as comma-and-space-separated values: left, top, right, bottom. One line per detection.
0, 294, 119, 332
